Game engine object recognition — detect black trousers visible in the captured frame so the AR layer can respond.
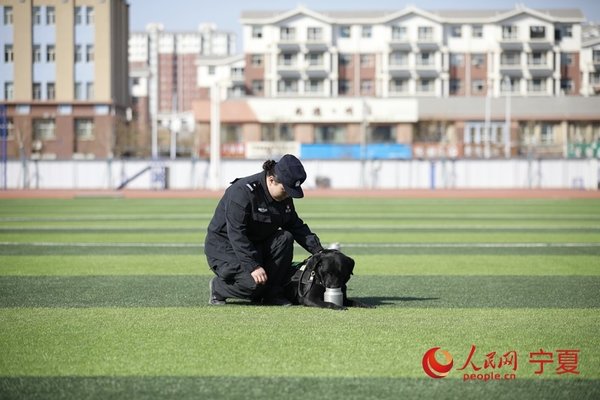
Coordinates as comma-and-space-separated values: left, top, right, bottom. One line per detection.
207, 230, 295, 301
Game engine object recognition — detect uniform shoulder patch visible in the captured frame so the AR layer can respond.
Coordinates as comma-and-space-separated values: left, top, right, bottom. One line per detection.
245, 180, 261, 192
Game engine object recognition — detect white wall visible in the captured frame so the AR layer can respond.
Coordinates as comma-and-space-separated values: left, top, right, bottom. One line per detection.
5, 159, 598, 190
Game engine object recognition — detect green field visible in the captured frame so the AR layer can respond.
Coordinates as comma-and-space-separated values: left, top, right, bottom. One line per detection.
0, 197, 599, 399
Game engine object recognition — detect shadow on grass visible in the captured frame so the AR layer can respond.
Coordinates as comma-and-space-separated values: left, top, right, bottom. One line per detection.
351, 296, 440, 306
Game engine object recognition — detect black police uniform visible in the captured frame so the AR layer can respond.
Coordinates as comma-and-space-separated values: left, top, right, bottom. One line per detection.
205, 171, 323, 301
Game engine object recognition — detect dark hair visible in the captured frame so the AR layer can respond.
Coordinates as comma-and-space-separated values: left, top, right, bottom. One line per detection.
262, 160, 280, 182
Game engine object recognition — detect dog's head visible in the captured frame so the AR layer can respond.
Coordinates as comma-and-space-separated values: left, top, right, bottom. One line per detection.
306, 249, 355, 289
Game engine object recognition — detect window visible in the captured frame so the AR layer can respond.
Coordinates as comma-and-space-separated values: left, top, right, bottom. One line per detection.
471, 53, 485, 68
472, 25, 483, 38
252, 26, 262, 38
390, 79, 408, 93
307, 27, 322, 41
74, 7, 82, 25
450, 79, 462, 95
472, 80, 485, 94
594, 50, 600, 64
307, 52, 323, 66
369, 126, 395, 143
540, 123, 554, 144
47, 82, 55, 100
306, 79, 324, 93
86, 45, 94, 62
527, 78, 546, 92
280, 27, 295, 41
86, 82, 94, 100
339, 25, 351, 38
450, 53, 464, 66
277, 79, 298, 93
529, 52, 546, 65
360, 54, 373, 68
221, 125, 241, 143
450, 26, 462, 38
251, 79, 263, 94
75, 119, 94, 140
530, 26, 546, 39
390, 51, 408, 66
46, 6, 55, 25
261, 124, 293, 141
392, 26, 407, 40
74, 82, 83, 100
501, 52, 520, 65
563, 25, 573, 38
4, 82, 13, 100
360, 80, 373, 95
251, 54, 263, 67
502, 25, 518, 40
46, 45, 55, 62
560, 79, 573, 94
75, 45, 82, 62
1, 118, 14, 139
4, 44, 13, 62
417, 52, 433, 66
208, 66, 215, 75
33, 45, 41, 62
3, 6, 13, 25
339, 54, 352, 66
86, 7, 94, 25
591, 72, 600, 85
32, 6, 41, 25
315, 125, 345, 143
33, 119, 56, 140
418, 26, 433, 41
338, 79, 351, 95
561, 53, 574, 66
278, 53, 296, 66
501, 77, 519, 93
418, 79, 434, 93
362, 25, 372, 38
231, 67, 244, 79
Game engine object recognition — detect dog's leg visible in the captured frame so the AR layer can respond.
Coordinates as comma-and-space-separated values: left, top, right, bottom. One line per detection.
302, 297, 347, 311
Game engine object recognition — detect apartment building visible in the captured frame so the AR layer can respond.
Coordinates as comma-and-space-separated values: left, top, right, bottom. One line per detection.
192, 5, 600, 160
129, 23, 236, 157
0, 0, 129, 160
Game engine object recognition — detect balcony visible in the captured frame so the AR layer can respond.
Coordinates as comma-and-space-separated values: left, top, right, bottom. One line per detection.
500, 34, 523, 50
528, 39, 553, 51
527, 59, 553, 77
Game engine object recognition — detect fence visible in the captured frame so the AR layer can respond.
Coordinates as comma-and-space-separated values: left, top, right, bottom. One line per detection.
4, 158, 599, 190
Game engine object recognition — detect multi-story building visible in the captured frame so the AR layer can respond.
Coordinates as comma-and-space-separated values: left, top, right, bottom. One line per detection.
192, 5, 600, 160
129, 23, 236, 157
0, 0, 129, 160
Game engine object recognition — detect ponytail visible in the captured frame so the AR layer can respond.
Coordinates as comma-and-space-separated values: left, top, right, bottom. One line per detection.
262, 160, 281, 183
262, 160, 276, 175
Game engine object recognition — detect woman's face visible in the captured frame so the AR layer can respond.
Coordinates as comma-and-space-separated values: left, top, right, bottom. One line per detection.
267, 176, 289, 201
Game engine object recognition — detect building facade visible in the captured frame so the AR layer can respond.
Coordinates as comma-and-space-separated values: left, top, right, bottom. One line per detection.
191, 6, 600, 160
128, 23, 236, 158
0, 0, 129, 160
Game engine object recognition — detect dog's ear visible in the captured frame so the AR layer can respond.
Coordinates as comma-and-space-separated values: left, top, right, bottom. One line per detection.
306, 252, 322, 270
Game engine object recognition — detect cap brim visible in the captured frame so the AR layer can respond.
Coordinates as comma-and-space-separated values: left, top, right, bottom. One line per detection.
284, 184, 304, 198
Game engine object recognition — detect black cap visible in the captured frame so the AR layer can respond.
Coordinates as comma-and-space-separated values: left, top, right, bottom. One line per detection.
274, 154, 306, 198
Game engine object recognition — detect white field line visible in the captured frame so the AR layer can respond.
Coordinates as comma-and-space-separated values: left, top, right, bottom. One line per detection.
1, 242, 599, 248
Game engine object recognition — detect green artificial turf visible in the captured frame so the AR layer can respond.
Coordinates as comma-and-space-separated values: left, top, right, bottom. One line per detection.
0, 197, 599, 399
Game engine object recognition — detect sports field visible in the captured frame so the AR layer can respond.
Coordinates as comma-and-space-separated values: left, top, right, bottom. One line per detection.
0, 195, 599, 399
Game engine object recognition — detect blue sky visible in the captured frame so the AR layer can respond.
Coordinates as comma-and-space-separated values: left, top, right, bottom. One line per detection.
128, 0, 600, 42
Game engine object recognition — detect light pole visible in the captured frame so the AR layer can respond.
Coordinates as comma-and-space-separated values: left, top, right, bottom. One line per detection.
503, 76, 512, 158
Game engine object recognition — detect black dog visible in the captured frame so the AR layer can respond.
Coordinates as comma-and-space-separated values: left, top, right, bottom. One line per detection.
284, 249, 374, 310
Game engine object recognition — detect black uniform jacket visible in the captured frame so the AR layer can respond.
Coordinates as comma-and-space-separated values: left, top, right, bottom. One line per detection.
205, 171, 323, 272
